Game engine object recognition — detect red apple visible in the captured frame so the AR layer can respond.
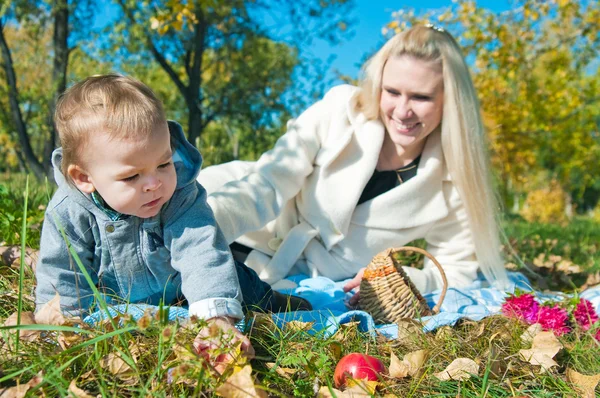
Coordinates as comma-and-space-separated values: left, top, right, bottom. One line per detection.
333, 353, 387, 388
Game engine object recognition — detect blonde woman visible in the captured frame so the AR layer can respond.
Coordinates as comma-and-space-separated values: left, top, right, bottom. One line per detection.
198, 25, 509, 306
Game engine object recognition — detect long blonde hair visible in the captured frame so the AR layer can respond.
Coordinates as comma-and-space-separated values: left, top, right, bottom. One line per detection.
355, 25, 508, 288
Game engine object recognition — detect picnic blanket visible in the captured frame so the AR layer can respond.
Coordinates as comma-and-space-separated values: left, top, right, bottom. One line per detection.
84, 272, 600, 339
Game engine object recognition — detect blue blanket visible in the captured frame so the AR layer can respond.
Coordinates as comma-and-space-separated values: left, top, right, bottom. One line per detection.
84, 272, 600, 338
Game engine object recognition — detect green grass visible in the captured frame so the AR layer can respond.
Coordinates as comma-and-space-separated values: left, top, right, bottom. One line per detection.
1, 175, 600, 396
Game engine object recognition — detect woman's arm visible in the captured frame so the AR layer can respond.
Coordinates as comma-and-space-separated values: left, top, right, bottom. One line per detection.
202, 87, 348, 243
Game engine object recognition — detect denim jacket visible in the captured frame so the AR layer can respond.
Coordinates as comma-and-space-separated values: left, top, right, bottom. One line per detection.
35, 121, 243, 320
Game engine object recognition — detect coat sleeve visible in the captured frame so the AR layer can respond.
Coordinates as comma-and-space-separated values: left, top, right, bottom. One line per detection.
35, 202, 99, 317
202, 88, 346, 243
162, 183, 243, 320
403, 181, 479, 293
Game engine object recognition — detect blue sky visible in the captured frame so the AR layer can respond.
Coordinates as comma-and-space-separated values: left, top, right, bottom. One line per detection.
308, 0, 511, 89
94, 1, 511, 100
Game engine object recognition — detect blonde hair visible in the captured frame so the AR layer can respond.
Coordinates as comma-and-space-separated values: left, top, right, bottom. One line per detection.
55, 74, 167, 176
356, 25, 508, 288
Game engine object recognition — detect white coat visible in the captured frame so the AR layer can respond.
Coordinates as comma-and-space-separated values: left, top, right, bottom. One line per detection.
198, 85, 479, 294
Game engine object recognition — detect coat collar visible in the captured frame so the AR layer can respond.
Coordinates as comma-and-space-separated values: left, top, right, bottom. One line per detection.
317, 91, 449, 232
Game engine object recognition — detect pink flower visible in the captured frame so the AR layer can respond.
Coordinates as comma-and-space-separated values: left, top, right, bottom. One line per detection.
573, 299, 599, 331
595, 329, 600, 342
537, 305, 571, 336
502, 293, 540, 323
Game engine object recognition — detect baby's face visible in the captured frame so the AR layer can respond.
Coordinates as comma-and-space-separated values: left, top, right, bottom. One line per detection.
81, 123, 177, 218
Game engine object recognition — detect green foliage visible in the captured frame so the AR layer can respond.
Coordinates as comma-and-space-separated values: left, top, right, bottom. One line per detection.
0, 174, 50, 248
520, 180, 569, 226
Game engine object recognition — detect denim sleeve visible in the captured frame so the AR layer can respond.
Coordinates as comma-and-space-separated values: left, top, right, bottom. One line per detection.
163, 182, 243, 320
35, 205, 98, 317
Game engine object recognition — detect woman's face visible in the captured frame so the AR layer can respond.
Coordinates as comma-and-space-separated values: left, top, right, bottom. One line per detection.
379, 55, 444, 156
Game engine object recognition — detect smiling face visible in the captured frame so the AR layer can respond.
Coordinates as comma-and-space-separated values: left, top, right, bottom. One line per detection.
379, 55, 444, 161
68, 123, 177, 218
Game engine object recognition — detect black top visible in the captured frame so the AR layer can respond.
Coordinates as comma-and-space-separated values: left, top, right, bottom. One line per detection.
357, 155, 421, 205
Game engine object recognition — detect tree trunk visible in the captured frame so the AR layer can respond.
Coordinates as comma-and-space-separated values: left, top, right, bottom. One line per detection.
44, 0, 69, 174
0, 20, 45, 180
186, 7, 206, 146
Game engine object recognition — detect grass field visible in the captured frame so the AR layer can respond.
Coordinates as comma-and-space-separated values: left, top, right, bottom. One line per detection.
1, 175, 599, 397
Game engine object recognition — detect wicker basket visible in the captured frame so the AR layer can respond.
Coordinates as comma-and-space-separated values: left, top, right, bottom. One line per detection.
358, 246, 448, 324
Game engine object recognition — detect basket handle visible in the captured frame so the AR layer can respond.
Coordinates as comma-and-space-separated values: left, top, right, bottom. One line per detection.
392, 246, 448, 314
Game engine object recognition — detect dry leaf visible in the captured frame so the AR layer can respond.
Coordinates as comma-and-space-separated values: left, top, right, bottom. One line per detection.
566, 368, 600, 398
346, 378, 378, 395
3, 311, 40, 341
34, 293, 66, 326
403, 350, 427, 376
100, 352, 132, 375
389, 352, 409, 378
332, 321, 360, 344
518, 331, 562, 372
433, 358, 479, 381
284, 320, 314, 332
216, 365, 267, 397
68, 380, 95, 398
396, 319, 423, 342
0, 371, 43, 398
317, 384, 372, 397
520, 323, 542, 344
265, 362, 298, 379
389, 350, 428, 379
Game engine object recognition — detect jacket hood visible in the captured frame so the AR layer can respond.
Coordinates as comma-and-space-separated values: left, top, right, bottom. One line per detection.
50, 121, 201, 212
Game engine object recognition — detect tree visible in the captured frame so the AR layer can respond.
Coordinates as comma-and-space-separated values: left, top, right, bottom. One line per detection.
111, 0, 353, 147
0, 0, 95, 179
383, 0, 600, 210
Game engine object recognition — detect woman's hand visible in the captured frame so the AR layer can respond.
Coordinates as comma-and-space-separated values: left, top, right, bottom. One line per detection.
193, 316, 255, 374
343, 268, 365, 307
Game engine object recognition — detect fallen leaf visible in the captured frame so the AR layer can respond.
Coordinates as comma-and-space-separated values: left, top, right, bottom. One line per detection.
0, 371, 43, 398
216, 365, 267, 397
317, 383, 372, 397
328, 341, 343, 360
566, 368, 600, 398
284, 320, 315, 333
100, 352, 133, 376
433, 358, 479, 381
403, 350, 427, 376
346, 378, 378, 395
389, 352, 409, 378
396, 319, 424, 345
389, 350, 428, 379
332, 321, 360, 343
265, 362, 298, 379
34, 293, 65, 326
520, 323, 542, 344
3, 311, 40, 341
68, 380, 95, 398
518, 331, 562, 372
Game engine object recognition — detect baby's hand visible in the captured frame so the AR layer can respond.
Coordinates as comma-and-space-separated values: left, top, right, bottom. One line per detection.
193, 316, 255, 374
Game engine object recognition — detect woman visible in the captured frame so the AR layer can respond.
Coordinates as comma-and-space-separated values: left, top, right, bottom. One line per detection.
198, 25, 509, 305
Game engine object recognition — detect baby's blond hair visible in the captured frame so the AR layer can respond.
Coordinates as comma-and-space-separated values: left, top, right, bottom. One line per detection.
55, 74, 167, 176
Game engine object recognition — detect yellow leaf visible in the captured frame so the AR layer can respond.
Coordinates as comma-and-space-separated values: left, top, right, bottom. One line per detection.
433, 358, 479, 381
